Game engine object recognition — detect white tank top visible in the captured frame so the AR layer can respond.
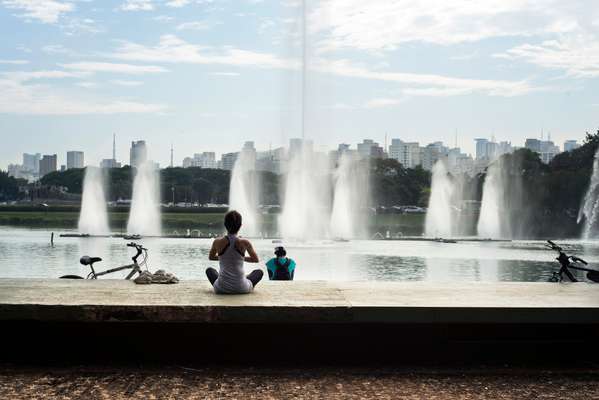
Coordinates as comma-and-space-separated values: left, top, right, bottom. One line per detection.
213, 234, 253, 294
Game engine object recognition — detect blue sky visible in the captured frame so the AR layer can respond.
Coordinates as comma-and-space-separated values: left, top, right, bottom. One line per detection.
1, 0, 598, 168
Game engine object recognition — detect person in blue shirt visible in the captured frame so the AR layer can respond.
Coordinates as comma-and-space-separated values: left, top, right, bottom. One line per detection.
266, 246, 296, 280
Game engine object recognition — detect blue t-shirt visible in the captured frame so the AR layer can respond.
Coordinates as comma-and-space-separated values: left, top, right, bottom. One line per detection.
266, 257, 296, 280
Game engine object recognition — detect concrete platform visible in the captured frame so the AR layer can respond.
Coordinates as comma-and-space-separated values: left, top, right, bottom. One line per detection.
1, 279, 598, 364
0, 279, 598, 324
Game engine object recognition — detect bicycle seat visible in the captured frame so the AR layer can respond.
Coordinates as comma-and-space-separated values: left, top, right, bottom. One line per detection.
80, 256, 102, 266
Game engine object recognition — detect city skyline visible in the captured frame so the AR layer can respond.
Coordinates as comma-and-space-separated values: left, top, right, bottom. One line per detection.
1, 1, 599, 168
5, 134, 580, 183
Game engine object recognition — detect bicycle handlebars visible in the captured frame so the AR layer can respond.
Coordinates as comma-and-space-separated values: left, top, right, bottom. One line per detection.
546, 240, 588, 265
127, 242, 147, 251
126, 242, 147, 264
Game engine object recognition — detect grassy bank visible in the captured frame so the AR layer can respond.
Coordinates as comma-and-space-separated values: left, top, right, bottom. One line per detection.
0, 210, 426, 235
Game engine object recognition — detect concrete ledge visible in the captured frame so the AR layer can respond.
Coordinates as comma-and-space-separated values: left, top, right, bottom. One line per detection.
1, 279, 598, 324
2, 279, 598, 364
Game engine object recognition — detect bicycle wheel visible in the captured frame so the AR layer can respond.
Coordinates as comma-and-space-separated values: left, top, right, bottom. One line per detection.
59, 275, 84, 279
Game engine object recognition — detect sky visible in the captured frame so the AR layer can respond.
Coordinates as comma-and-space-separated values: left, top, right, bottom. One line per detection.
1, 0, 599, 168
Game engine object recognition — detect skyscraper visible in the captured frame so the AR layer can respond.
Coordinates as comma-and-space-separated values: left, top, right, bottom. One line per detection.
22, 153, 41, 173
357, 139, 384, 159
525, 138, 541, 153
221, 152, 238, 170
564, 140, 579, 152
474, 138, 489, 160
66, 151, 84, 169
130, 140, 147, 168
39, 154, 57, 177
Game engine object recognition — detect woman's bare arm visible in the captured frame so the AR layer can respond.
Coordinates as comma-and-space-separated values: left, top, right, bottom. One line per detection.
242, 240, 259, 263
208, 239, 221, 261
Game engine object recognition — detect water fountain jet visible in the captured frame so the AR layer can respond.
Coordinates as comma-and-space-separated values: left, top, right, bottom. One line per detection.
330, 152, 367, 239
127, 161, 161, 236
578, 147, 599, 238
279, 142, 331, 240
477, 161, 504, 239
425, 160, 455, 238
78, 167, 110, 235
229, 150, 260, 237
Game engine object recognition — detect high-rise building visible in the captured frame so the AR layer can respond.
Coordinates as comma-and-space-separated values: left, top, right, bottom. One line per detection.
22, 153, 41, 173
497, 141, 513, 157
475, 138, 489, 160
357, 139, 384, 159
39, 154, 57, 177
100, 159, 121, 169
183, 152, 217, 169
564, 140, 579, 152
388, 139, 403, 161
539, 140, 560, 163
288, 138, 313, 158
525, 138, 542, 153
221, 152, 238, 171
388, 139, 420, 167
241, 141, 257, 170
130, 140, 147, 168
66, 151, 84, 169
525, 138, 560, 163
421, 143, 447, 171
256, 147, 285, 174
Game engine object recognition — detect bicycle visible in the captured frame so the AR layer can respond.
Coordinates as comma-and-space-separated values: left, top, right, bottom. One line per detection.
545, 240, 599, 283
59, 242, 149, 280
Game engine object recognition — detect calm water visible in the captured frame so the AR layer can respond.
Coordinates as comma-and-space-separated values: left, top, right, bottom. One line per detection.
1, 227, 598, 282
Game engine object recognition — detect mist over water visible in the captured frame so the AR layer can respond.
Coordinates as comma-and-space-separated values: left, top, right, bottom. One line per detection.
578, 148, 599, 239
78, 167, 110, 235
279, 144, 331, 240
229, 151, 260, 237
425, 161, 455, 238
330, 152, 368, 239
127, 161, 162, 236
478, 160, 503, 239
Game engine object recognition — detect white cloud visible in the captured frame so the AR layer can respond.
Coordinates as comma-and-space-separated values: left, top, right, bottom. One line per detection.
42, 44, 71, 54
120, 0, 154, 11
308, 0, 583, 53
110, 34, 300, 69
315, 59, 534, 97
0, 73, 165, 115
5, 69, 88, 82
165, 0, 190, 7
110, 79, 144, 86
75, 81, 97, 88
176, 20, 220, 30
402, 87, 475, 97
59, 61, 168, 74
153, 15, 174, 22
0, 59, 29, 64
495, 35, 599, 77
2, 0, 74, 24
364, 98, 403, 108
210, 72, 240, 76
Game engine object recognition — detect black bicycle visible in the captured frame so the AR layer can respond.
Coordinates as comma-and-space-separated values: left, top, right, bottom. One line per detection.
60, 242, 148, 280
546, 240, 599, 283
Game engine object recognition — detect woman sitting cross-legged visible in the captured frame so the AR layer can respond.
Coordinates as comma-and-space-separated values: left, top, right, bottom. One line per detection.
205, 210, 264, 294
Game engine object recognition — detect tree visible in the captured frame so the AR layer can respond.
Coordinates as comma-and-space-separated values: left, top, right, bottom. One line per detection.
0, 171, 26, 201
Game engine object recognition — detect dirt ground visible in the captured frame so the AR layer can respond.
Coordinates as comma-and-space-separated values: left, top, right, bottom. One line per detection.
1, 365, 598, 400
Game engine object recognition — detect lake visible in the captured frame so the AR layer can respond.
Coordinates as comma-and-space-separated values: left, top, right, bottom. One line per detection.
1, 227, 597, 282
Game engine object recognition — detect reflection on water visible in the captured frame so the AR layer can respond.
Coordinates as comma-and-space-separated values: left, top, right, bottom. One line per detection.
0, 227, 597, 282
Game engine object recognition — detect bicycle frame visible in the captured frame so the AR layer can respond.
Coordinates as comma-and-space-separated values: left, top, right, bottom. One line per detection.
546, 240, 599, 283
86, 263, 141, 280
77, 242, 148, 280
